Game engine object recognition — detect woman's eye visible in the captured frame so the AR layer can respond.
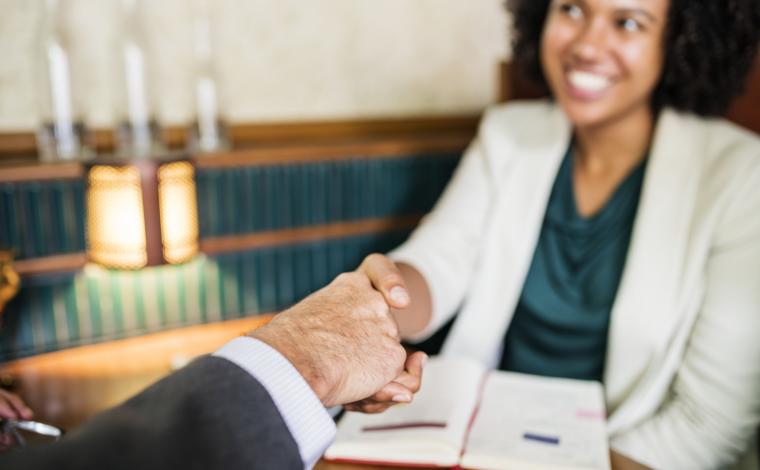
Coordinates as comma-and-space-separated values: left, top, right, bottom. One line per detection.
618, 17, 642, 32
558, 2, 583, 19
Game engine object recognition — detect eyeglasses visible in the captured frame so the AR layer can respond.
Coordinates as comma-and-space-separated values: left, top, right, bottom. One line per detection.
0, 418, 64, 449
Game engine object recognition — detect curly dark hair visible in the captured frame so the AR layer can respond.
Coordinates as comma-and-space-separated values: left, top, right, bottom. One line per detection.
507, 0, 760, 116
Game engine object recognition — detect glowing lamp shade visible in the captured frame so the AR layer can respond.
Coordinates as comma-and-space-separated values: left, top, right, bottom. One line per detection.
86, 159, 199, 269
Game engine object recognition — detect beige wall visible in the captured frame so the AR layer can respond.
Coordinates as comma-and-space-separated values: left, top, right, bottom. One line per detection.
0, 0, 509, 131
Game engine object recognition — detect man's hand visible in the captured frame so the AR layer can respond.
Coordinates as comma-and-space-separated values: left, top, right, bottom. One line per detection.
344, 350, 426, 413
250, 272, 410, 408
0, 389, 33, 452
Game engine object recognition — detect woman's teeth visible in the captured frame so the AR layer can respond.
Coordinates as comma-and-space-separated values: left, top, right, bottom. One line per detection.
567, 70, 612, 93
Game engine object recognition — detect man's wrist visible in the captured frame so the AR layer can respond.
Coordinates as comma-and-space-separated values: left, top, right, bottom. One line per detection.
248, 329, 331, 406
213, 337, 336, 468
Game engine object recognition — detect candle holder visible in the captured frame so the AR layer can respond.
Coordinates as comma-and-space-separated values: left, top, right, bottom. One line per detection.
113, 0, 164, 159
188, 0, 229, 154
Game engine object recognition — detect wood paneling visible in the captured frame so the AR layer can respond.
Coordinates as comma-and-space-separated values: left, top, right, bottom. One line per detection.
0, 162, 83, 183
13, 253, 87, 277
0, 114, 479, 162
13, 216, 421, 277
193, 134, 468, 168
200, 216, 422, 255
726, 55, 760, 135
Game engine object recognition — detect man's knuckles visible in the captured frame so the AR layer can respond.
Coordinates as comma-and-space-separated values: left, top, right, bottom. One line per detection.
333, 271, 371, 289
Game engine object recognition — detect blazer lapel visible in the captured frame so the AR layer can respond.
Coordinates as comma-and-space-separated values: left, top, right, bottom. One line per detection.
605, 110, 704, 428
443, 103, 571, 365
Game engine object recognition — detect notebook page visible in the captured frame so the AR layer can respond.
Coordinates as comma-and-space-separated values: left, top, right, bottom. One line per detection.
461, 371, 610, 470
325, 356, 485, 466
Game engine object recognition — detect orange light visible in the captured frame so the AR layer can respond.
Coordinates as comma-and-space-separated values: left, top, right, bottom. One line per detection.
158, 161, 199, 265
86, 158, 199, 269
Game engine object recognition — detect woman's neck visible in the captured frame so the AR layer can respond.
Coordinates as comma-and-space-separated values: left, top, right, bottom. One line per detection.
574, 106, 656, 176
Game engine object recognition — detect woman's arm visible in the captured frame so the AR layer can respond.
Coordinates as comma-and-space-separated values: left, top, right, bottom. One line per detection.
383, 132, 497, 340
610, 163, 760, 468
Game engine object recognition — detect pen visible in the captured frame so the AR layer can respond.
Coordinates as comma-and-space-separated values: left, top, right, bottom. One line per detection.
523, 432, 560, 445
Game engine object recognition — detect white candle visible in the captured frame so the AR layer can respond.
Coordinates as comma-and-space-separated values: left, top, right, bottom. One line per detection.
124, 41, 149, 132
196, 76, 219, 151
47, 41, 78, 159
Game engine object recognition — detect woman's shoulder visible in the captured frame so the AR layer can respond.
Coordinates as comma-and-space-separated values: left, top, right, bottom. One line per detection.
479, 99, 566, 137
660, 110, 760, 222
474, 100, 570, 166
660, 109, 760, 170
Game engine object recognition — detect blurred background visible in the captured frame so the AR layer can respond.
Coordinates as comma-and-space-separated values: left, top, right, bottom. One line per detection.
0, 0, 508, 130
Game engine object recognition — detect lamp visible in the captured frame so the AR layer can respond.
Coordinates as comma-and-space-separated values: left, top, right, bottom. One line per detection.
86, 157, 199, 269
0, 250, 20, 317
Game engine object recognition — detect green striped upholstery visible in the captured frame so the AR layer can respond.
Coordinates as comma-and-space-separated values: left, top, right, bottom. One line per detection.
0, 230, 410, 361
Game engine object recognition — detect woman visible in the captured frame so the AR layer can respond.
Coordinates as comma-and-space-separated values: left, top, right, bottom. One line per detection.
348, 0, 760, 468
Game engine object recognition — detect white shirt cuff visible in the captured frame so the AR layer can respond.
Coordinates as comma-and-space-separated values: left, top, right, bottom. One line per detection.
213, 336, 336, 469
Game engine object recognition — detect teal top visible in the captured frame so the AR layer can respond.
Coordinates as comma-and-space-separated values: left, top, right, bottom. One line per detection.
499, 145, 646, 382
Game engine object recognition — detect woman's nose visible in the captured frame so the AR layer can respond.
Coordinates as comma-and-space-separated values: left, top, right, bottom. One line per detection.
571, 19, 610, 63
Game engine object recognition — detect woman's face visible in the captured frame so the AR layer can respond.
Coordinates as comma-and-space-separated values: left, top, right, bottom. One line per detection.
540, 0, 669, 129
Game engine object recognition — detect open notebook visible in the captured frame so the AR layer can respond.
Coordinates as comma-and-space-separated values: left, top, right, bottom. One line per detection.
325, 356, 610, 469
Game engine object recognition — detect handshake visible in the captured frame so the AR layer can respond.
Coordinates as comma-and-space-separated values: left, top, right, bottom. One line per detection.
0, 253, 425, 468
252, 253, 427, 412
0, 255, 422, 470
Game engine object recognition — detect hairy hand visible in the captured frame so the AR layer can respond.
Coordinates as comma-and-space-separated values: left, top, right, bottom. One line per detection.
250, 272, 408, 408
344, 350, 426, 413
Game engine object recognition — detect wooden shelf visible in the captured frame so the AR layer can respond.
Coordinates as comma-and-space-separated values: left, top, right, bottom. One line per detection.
0, 114, 479, 163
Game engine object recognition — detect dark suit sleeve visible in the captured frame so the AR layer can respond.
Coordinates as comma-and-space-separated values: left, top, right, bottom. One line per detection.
1, 356, 303, 470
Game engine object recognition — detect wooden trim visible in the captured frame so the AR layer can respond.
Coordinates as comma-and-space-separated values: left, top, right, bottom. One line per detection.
14, 216, 420, 276
193, 134, 468, 169
201, 216, 422, 255
498, 60, 549, 103
0, 132, 37, 156
1, 114, 479, 159
0, 162, 83, 183
228, 114, 478, 145
14, 253, 88, 277
726, 55, 760, 135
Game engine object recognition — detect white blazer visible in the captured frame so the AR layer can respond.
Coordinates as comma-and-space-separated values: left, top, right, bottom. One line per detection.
390, 101, 760, 469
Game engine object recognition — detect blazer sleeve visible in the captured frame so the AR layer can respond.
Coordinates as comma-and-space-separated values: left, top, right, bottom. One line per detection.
610, 161, 760, 469
389, 131, 497, 342
1, 356, 305, 470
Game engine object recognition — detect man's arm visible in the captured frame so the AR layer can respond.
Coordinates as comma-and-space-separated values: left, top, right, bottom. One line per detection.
1, 355, 307, 470
1, 271, 420, 470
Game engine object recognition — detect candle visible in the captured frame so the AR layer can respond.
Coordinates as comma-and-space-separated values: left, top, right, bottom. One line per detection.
196, 76, 219, 151
124, 41, 149, 135
47, 41, 78, 159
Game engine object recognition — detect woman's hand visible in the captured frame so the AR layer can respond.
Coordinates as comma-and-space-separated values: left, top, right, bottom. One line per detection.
357, 254, 412, 310
344, 350, 427, 413
0, 389, 33, 452
357, 254, 433, 338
